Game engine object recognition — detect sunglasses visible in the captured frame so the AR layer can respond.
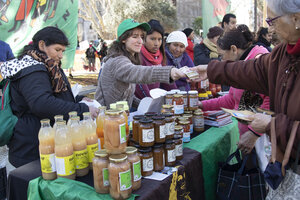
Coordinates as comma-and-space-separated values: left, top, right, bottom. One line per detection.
265, 16, 282, 26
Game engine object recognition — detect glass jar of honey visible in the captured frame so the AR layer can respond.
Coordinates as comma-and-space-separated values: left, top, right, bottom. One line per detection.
132, 115, 143, 143
174, 126, 183, 138
152, 115, 166, 144
126, 147, 141, 191
163, 113, 175, 139
173, 135, 183, 160
164, 139, 176, 167
161, 104, 174, 114
178, 91, 188, 111
183, 114, 193, 133
153, 143, 165, 172
188, 90, 199, 111
138, 147, 153, 177
104, 110, 127, 154
108, 154, 132, 199
179, 121, 191, 143
172, 94, 184, 115
138, 118, 155, 147
93, 149, 109, 194
165, 91, 175, 105
194, 109, 205, 132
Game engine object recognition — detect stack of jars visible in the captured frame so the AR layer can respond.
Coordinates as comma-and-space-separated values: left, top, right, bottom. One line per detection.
164, 90, 199, 112
38, 111, 99, 181
131, 111, 183, 178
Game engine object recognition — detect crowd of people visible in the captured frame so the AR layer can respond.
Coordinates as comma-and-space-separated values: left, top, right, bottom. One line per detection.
0, 0, 300, 199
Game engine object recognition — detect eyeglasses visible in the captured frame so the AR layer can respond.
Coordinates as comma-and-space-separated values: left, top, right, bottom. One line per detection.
265, 16, 282, 26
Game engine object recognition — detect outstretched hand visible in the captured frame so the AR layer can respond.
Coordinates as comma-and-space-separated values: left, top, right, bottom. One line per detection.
189, 65, 208, 82
170, 68, 187, 81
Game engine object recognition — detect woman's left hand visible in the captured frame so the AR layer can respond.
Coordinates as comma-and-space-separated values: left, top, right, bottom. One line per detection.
237, 131, 259, 154
249, 113, 272, 133
170, 68, 187, 81
82, 97, 93, 102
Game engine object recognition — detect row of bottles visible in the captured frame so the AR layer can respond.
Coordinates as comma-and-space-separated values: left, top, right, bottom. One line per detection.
39, 112, 99, 180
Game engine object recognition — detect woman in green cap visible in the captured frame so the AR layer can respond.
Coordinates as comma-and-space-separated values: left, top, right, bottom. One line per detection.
95, 19, 187, 109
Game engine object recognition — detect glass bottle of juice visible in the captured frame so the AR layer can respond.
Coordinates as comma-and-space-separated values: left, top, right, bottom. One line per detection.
96, 106, 106, 149
53, 115, 63, 130
67, 111, 78, 127
70, 116, 89, 177
55, 120, 76, 180
39, 119, 57, 180
116, 104, 129, 140
82, 112, 99, 170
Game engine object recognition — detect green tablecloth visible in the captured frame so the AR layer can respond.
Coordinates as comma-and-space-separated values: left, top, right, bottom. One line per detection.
184, 118, 239, 200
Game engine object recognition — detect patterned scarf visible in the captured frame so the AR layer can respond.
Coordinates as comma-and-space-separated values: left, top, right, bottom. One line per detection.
26, 50, 68, 93
165, 45, 183, 69
238, 90, 263, 111
203, 38, 219, 59
140, 45, 163, 65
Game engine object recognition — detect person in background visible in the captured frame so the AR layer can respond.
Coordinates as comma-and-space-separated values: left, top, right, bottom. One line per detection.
134, 19, 177, 100
0, 27, 98, 169
0, 40, 14, 200
98, 41, 108, 63
194, 26, 224, 65
221, 13, 237, 32
255, 27, 273, 52
198, 25, 270, 154
182, 28, 195, 61
85, 42, 97, 72
165, 31, 194, 91
95, 19, 187, 109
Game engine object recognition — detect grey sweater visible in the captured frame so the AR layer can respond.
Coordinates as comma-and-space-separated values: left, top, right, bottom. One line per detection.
95, 55, 173, 108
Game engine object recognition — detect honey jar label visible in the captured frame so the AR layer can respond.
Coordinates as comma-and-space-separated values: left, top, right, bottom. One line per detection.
194, 117, 204, 128
190, 124, 193, 133
103, 168, 109, 186
159, 125, 166, 139
166, 122, 175, 136
174, 104, 184, 114
119, 123, 127, 144
119, 169, 132, 191
40, 153, 56, 173
176, 144, 183, 156
183, 132, 190, 142
143, 157, 153, 172
74, 149, 89, 169
142, 128, 154, 143
189, 98, 198, 108
55, 154, 75, 176
133, 161, 142, 181
167, 149, 176, 162
87, 143, 99, 162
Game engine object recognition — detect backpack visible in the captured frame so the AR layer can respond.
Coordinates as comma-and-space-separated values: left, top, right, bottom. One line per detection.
0, 79, 18, 146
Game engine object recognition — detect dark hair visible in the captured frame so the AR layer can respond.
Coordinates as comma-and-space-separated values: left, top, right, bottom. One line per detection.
18, 26, 69, 58
217, 24, 253, 50
221, 13, 236, 28
106, 29, 145, 65
145, 19, 167, 65
256, 27, 269, 40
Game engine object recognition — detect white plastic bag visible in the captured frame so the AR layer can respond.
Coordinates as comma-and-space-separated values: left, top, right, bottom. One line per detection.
255, 134, 272, 172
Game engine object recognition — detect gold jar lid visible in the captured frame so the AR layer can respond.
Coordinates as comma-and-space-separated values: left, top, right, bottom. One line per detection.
83, 112, 90, 116
184, 111, 193, 114
95, 149, 108, 157
162, 104, 173, 109
178, 117, 188, 121
109, 154, 127, 162
188, 90, 198, 95
179, 120, 189, 125
183, 114, 193, 118
194, 109, 203, 115
54, 115, 63, 120
199, 93, 208, 98
173, 94, 183, 98
98, 106, 107, 110
126, 146, 137, 154
105, 109, 122, 115
174, 125, 183, 131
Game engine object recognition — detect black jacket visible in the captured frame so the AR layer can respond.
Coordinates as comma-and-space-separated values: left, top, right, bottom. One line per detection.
6, 58, 89, 167
194, 43, 220, 65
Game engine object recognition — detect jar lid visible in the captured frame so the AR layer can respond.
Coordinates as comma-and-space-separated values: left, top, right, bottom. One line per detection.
178, 117, 188, 121
145, 112, 157, 117
183, 114, 193, 118
194, 110, 203, 115
178, 91, 187, 95
83, 112, 91, 116
133, 115, 144, 120
40, 119, 50, 123
95, 149, 108, 157
54, 115, 63, 119
68, 111, 77, 116
174, 125, 183, 131
173, 94, 183, 98
105, 109, 122, 115
163, 113, 173, 117
171, 89, 180, 93
152, 115, 165, 120
138, 147, 152, 153
98, 106, 107, 110
188, 90, 198, 95
166, 91, 176, 95
110, 103, 117, 109
207, 91, 212, 95
199, 93, 208, 98
165, 139, 174, 144
184, 111, 193, 114
153, 143, 163, 148
109, 154, 127, 162
162, 104, 173, 109
139, 118, 153, 123
126, 146, 137, 154
179, 120, 189, 125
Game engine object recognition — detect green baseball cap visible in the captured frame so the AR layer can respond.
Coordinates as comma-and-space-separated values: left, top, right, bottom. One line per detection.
117, 19, 151, 40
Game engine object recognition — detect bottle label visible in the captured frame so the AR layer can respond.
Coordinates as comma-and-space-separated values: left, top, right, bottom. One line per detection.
55, 154, 75, 176
183, 132, 190, 142
74, 149, 89, 169
119, 169, 132, 191
176, 144, 183, 156
189, 98, 198, 108
133, 161, 142, 181
167, 149, 176, 162
119, 123, 127, 144
40, 153, 56, 173
194, 117, 204, 128
87, 143, 99, 162
174, 104, 184, 114
103, 168, 109, 186
142, 128, 154, 143
143, 157, 153, 172
159, 125, 166, 139
165, 122, 175, 136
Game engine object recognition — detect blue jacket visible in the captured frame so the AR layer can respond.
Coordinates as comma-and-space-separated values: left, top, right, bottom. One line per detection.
0, 40, 14, 62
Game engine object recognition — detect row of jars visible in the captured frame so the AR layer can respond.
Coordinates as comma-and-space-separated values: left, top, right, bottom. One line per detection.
165, 90, 199, 114
38, 112, 99, 181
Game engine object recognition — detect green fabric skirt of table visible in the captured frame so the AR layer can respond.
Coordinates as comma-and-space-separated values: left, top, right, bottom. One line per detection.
28, 177, 138, 200
184, 118, 239, 200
